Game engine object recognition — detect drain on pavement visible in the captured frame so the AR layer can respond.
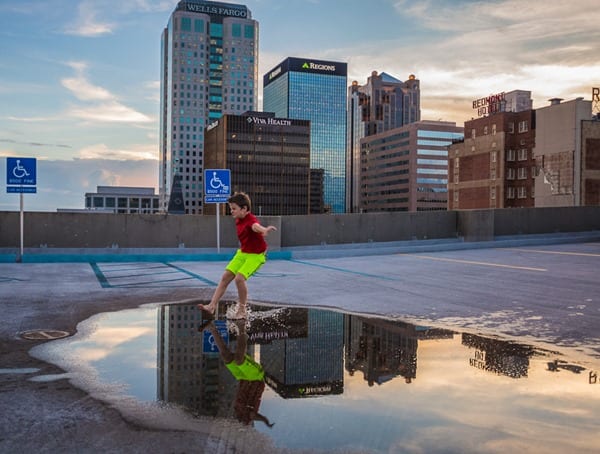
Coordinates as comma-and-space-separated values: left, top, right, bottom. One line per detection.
19, 330, 71, 340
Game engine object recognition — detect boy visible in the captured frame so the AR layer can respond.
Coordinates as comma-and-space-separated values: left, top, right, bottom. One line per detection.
198, 192, 277, 319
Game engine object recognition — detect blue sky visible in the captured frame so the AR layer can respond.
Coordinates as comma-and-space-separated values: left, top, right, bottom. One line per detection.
1, 0, 599, 211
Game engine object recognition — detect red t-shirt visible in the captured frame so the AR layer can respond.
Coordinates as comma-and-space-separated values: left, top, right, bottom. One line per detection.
236, 212, 267, 253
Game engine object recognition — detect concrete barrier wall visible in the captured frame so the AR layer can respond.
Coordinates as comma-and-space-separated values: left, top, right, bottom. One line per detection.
0, 207, 598, 250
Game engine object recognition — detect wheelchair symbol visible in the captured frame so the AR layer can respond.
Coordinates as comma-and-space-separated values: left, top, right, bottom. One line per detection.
209, 171, 229, 192
12, 160, 30, 179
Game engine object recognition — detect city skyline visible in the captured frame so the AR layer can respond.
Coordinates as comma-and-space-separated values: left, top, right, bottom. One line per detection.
1, 0, 599, 211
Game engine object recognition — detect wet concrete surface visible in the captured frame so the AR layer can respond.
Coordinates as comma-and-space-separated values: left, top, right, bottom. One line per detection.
1, 240, 599, 453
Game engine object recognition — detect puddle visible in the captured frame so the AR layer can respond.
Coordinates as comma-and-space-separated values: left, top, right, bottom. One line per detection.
31, 301, 600, 453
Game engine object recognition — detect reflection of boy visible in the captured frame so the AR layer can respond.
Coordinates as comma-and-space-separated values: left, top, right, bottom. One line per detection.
202, 320, 274, 427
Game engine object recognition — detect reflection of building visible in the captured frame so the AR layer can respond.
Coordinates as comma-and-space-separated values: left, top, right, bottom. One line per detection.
203, 112, 311, 215
462, 333, 534, 378
260, 308, 344, 398
345, 316, 420, 385
361, 121, 463, 212
84, 186, 160, 214
448, 90, 535, 209
159, 0, 259, 214
157, 303, 236, 416
263, 57, 348, 213
347, 71, 421, 213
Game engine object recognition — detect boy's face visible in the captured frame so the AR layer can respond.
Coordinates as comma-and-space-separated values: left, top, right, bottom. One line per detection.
229, 202, 248, 219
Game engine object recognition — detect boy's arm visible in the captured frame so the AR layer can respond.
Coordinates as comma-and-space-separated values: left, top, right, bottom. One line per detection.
252, 223, 277, 235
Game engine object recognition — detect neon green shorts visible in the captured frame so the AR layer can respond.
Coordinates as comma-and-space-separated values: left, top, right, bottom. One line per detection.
226, 354, 265, 381
226, 249, 266, 280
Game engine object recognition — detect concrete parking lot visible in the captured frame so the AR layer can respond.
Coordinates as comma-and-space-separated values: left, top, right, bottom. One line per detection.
1, 236, 599, 452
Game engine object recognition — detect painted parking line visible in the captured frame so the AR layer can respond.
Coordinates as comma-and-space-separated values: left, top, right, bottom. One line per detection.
90, 262, 217, 289
505, 248, 600, 257
289, 259, 398, 281
398, 254, 547, 272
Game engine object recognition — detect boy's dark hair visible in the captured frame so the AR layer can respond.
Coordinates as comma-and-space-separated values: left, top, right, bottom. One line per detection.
228, 192, 251, 211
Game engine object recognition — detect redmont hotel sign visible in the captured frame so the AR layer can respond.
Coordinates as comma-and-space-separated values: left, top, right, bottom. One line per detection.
472, 92, 506, 117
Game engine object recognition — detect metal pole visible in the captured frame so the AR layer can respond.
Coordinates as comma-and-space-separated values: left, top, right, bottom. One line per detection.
18, 192, 24, 262
216, 203, 220, 253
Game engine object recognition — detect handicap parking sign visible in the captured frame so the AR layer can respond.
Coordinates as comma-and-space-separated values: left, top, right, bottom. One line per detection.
204, 169, 230, 203
6, 157, 36, 186
203, 320, 228, 353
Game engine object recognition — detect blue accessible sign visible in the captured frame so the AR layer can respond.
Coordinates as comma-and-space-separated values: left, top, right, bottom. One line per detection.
203, 320, 229, 354
6, 157, 36, 186
204, 169, 231, 203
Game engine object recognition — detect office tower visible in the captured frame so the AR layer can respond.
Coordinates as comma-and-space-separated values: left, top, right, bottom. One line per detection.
203, 112, 311, 215
159, 0, 258, 214
263, 57, 348, 213
361, 121, 463, 212
347, 71, 420, 213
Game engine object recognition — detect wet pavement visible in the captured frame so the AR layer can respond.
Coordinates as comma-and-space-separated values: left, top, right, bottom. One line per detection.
1, 239, 600, 453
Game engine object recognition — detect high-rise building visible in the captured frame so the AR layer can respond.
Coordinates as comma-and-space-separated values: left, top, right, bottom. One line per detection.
263, 57, 348, 213
347, 71, 420, 212
448, 90, 536, 210
159, 0, 259, 214
203, 112, 312, 215
360, 121, 463, 212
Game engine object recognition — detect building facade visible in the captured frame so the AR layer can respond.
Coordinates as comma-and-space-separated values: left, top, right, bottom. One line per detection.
448, 90, 536, 210
159, 0, 258, 214
203, 112, 312, 215
84, 186, 160, 214
534, 97, 594, 207
360, 121, 463, 212
347, 71, 420, 212
263, 57, 348, 213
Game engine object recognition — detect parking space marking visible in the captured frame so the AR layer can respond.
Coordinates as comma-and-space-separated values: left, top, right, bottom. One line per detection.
505, 248, 600, 257
90, 262, 217, 288
399, 254, 547, 272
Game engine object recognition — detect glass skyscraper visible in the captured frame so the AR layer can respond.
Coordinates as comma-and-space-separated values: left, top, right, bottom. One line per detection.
263, 57, 348, 213
159, 0, 258, 214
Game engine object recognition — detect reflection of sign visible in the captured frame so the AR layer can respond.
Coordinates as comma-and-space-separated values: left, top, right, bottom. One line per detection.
264, 374, 344, 398
472, 92, 506, 117
203, 320, 228, 353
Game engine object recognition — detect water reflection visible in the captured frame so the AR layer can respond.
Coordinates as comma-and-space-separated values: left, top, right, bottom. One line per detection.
44, 301, 600, 453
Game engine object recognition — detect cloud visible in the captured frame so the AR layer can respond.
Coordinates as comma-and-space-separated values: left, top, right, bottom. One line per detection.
78, 143, 157, 161
61, 61, 153, 123
0, 138, 71, 148
64, 1, 114, 37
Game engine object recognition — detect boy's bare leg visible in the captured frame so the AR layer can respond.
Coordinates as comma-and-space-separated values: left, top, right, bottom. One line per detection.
232, 319, 247, 364
198, 270, 235, 315
205, 323, 234, 363
231, 273, 248, 319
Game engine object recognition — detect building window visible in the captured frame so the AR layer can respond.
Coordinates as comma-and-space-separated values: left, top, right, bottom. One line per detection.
507, 168, 516, 180
517, 187, 527, 198
106, 197, 115, 208
507, 187, 515, 199
93, 197, 103, 208
492, 124, 497, 135
491, 169, 496, 180
507, 149, 516, 161
508, 122, 514, 134
454, 192, 459, 202
471, 129, 476, 139
484, 126, 488, 135
518, 167, 528, 179
518, 120, 528, 133
491, 187, 496, 199
518, 148, 528, 160
491, 151, 497, 162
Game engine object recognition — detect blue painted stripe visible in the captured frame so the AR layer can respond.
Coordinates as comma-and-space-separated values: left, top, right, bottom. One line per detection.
90, 262, 111, 288
289, 259, 397, 281
164, 263, 218, 286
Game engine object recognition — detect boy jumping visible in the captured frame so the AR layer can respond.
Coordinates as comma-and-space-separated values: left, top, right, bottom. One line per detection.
198, 192, 277, 319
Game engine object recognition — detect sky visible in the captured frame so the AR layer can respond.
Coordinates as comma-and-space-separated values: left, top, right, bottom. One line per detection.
1, 0, 599, 211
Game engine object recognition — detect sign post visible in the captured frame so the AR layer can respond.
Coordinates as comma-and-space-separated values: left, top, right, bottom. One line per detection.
204, 169, 231, 253
6, 157, 37, 262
